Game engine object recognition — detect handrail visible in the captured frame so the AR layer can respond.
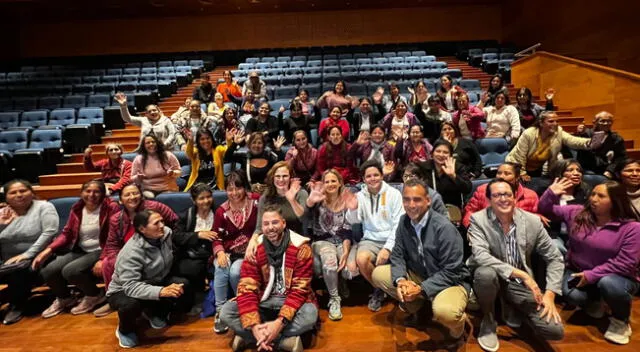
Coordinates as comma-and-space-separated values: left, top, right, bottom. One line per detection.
515, 43, 541, 58
513, 51, 640, 82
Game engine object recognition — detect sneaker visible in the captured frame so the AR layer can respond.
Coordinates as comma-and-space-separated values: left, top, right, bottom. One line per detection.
278, 336, 303, 352
71, 294, 107, 315
142, 311, 167, 329
115, 326, 138, 348
2, 305, 23, 325
231, 335, 247, 352
604, 317, 632, 345
367, 289, 386, 312
585, 299, 606, 319
328, 296, 343, 321
93, 303, 114, 318
214, 312, 229, 333
477, 316, 499, 352
42, 297, 77, 319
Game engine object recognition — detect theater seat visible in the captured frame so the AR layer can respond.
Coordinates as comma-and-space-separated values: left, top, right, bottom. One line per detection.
155, 192, 194, 218
20, 110, 48, 128
49, 196, 80, 232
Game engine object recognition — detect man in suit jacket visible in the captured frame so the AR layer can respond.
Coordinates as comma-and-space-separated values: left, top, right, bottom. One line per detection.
467, 178, 564, 352
371, 178, 470, 341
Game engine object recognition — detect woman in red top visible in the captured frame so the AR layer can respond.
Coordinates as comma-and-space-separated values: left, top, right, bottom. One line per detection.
462, 162, 539, 227
314, 126, 359, 185
318, 106, 350, 141
285, 130, 318, 186
394, 124, 433, 167
83, 143, 132, 196
97, 183, 178, 316
211, 171, 260, 332
452, 92, 485, 140
34, 180, 121, 318
216, 70, 243, 104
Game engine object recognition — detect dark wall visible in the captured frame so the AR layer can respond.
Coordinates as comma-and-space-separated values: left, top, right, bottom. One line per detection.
16, 5, 502, 58
501, 0, 640, 74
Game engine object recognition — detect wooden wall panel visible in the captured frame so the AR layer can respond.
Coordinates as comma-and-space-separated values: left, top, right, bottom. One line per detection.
502, 0, 640, 74
17, 5, 502, 58
513, 52, 640, 145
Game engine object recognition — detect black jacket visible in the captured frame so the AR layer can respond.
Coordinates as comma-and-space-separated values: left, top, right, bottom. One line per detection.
391, 212, 470, 299
175, 205, 216, 259
453, 138, 483, 179
417, 160, 472, 207
575, 129, 626, 175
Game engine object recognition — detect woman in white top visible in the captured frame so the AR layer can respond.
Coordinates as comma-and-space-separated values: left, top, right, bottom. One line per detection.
34, 180, 121, 318
480, 91, 521, 142
207, 92, 227, 121
114, 92, 178, 150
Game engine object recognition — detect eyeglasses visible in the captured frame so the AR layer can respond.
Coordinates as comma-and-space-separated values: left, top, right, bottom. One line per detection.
491, 192, 513, 199
402, 173, 416, 180
516, 94, 527, 97
597, 120, 613, 125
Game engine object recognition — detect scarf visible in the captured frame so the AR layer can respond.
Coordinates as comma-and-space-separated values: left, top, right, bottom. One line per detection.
628, 187, 640, 219
263, 229, 291, 269
368, 141, 385, 165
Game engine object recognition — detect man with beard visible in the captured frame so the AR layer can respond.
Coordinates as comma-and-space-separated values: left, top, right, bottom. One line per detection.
220, 205, 317, 352
467, 179, 564, 351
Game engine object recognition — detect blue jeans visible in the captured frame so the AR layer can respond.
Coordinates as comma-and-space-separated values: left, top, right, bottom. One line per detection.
220, 296, 317, 343
213, 258, 243, 310
562, 269, 640, 322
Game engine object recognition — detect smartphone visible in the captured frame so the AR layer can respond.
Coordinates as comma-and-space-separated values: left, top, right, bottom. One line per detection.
567, 276, 581, 289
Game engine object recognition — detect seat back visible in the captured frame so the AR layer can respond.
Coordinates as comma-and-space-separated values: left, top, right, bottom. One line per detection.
20, 110, 48, 128
0, 130, 28, 152
38, 96, 62, 110
155, 192, 194, 218
475, 138, 509, 154
49, 196, 80, 232
63, 95, 87, 109
49, 108, 77, 126
0, 112, 20, 129
30, 128, 62, 149
77, 107, 104, 124
87, 94, 111, 108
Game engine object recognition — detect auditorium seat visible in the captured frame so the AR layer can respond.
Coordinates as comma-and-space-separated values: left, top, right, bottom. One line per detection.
49, 196, 80, 232
38, 96, 62, 110
141, 67, 157, 75
63, 95, 87, 109
0, 112, 20, 129
48, 108, 76, 126
19, 110, 47, 128
13, 97, 38, 111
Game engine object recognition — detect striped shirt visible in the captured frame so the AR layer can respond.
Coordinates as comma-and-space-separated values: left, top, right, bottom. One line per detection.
502, 223, 522, 270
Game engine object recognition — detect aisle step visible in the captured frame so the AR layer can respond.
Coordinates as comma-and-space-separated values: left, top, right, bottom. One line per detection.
39, 172, 101, 186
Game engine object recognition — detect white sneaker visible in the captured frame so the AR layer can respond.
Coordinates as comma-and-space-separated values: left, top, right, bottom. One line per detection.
604, 317, 632, 344
42, 297, 77, 318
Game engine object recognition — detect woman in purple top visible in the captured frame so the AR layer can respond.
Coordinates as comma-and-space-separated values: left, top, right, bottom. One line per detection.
540, 178, 640, 345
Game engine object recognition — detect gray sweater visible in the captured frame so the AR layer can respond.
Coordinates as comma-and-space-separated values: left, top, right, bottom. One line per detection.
256, 191, 309, 236
0, 200, 59, 260
106, 227, 198, 300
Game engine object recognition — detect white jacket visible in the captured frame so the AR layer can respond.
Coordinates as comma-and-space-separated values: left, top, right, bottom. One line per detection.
346, 181, 404, 251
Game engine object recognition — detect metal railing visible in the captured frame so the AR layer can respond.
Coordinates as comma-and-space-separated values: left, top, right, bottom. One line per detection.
515, 43, 541, 58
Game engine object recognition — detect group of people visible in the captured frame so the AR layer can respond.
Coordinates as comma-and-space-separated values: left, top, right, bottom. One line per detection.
0, 71, 638, 352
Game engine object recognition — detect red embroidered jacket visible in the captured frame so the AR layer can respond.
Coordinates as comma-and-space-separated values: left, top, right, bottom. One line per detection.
236, 231, 316, 329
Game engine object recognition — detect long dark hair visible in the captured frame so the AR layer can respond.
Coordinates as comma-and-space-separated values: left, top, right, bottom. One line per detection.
550, 159, 589, 198
516, 87, 533, 106
324, 125, 348, 165
572, 181, 635, 235
488, 74, 504, 94
439, 75, 453, 93
138, 133, 169, 170
195, 128, 216, 160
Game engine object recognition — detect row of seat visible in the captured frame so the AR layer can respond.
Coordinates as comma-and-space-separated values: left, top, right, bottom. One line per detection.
12, 60, 204, 74
244, 51, 432, 63
1, 66, 190, 81
0, 94, 130, 112
239, 58, 446, 70
0, 108, 104, 130
235, 65, 451, 77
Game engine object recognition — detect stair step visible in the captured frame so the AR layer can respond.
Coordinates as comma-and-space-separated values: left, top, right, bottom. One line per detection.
39, 172, 102, 186
628, 149, 640, 160
101, 135, 141, 144
57, 163, 86, 174
110, 130, 142, 138
88, 142, 138, 154
33, 184, 83, 200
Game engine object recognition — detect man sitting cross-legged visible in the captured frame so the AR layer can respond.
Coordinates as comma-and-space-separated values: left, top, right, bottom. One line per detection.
371, 178, 470, 342
220, 204, 317, 352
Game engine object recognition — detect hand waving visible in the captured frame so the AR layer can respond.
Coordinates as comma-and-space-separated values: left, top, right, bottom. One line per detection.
307, 182, 326, 205
284, 178, 301, 202
442, 157, 457, 179
114, 92, 127, 106
548, 177, 574, 196
233, 129, 246, 145
273, 135, 286, 151
383, 161, 396, 176
545, 88, 556, 100
342, 189, 359, 210
355, 131, 370, 145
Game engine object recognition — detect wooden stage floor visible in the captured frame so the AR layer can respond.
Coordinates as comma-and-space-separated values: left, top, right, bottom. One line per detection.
1, 294, 639, 352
